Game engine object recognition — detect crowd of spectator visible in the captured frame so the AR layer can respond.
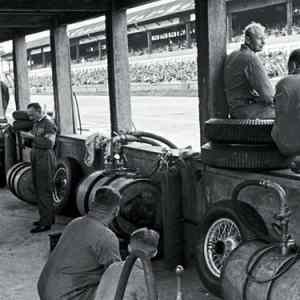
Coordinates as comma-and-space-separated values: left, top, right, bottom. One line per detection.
27, 48, 288, 90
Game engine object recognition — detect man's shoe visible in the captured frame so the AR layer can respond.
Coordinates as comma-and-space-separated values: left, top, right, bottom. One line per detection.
30, 225, 51, 234
33, 220, 41, 226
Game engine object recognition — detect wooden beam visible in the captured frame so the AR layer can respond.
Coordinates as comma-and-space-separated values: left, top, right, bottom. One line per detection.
13, 35, 30, 110
228, 0, 287, 13
50, 25, 75, 135
106, 8, 132, 134
195, 0, 228, 146
117, 0, 160, 10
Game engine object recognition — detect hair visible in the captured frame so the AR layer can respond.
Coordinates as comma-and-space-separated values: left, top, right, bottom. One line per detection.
91, 186, 121, 211
130, 227, 160, 252
288, 49, 300, 70
244, 22, 266, 39
27, 102, 42, 112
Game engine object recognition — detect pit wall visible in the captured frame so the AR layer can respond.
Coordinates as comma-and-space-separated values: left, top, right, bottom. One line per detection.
123, 142, 300, 267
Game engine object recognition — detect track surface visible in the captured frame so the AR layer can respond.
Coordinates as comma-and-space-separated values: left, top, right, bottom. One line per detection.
7, 95, 201, 150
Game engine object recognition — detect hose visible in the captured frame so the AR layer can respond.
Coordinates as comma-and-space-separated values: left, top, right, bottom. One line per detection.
129, 131, 178, 149
72, 92, 82, 134
114, 250, 158, 300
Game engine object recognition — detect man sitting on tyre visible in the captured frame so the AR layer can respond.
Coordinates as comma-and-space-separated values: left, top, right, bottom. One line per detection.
37, 186, 121, 300
224, 22, 275, 119
95, 227, 160, 300
272, 49, 300, 156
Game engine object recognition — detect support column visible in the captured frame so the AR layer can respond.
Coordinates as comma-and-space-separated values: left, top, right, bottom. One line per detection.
194, 0, 228, 145
146, 31, 152, 54
50, 25, 75, 135
13, 35, 30, 110
75, 43, 80, 62
287, 0, 293, 35
185, 22, 192, 48
227, 13, 233, 43
42, 47, 46, 67
98, 40, 102, 60
106, 8, 132, 134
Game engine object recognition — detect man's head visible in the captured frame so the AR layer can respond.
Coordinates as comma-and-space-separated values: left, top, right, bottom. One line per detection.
129, 228, 160, 258
27, 102, 42, 121
244, 22, 266, 52
287, 49, 300, 74
90, 186, 121, 221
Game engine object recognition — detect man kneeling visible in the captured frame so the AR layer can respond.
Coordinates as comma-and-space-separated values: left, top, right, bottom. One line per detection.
96, 228, 160, 300
38, 186, 121, 300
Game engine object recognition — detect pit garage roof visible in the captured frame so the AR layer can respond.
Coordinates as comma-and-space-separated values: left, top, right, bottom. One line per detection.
0, 0, 159, 42
0, 0, 288, 46
23, 0, 195, 51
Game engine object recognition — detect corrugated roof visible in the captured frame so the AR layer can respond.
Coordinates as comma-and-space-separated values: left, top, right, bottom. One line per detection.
26, 0, 194, 50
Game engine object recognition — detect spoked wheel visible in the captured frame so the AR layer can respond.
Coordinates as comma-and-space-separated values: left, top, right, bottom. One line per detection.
53, 166, 68, 208
195, 200, 269, 297
204, 217, 241, 278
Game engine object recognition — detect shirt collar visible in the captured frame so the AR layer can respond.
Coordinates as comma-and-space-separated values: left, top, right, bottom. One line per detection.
240, 44, 253, 52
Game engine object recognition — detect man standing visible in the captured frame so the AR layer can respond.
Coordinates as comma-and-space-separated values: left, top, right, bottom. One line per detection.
95, 228, 160, 300
224, 22, 275, 119
38, 186, 121, 300
272, 49, 300, 156
22, 102, 56, 233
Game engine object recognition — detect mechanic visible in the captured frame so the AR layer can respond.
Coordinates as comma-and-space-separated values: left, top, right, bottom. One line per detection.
37, 186, 122, 300
22, 102, 56, 233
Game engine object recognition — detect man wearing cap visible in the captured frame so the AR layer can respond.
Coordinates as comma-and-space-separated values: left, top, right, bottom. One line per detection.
224, 22, 275, 119
95, 227, 160, 300
37, 186, 122, 300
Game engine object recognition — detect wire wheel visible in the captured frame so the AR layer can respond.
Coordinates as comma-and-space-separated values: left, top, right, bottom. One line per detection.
53, 167, 67, 205
204, 218, 241, 278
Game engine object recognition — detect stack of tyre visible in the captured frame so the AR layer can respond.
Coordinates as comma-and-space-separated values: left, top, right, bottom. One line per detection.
6, 162, 36, 204
196, 118, 290, 298
12, 110, 33, 132
201, 118, 291, 170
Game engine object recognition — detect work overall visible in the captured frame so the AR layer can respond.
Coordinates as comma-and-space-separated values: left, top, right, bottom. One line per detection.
31, 116, 56, 226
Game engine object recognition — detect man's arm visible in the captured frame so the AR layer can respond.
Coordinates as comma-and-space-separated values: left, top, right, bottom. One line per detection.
94, 234, 121, 268
244, 55, 275, 105
33, 120, 56, 149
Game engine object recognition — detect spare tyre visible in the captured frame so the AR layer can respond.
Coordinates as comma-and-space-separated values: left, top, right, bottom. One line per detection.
12, 110, 29, 121
204, 118, 274, 144
195, 200, 269, 297
52, 158, 83, 215
201, 142, 290, 170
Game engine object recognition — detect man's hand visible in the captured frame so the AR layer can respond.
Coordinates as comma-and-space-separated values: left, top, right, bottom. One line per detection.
20, 131, 34, 139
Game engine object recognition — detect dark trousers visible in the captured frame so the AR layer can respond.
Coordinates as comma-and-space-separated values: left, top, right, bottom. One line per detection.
31, 148, 56, 226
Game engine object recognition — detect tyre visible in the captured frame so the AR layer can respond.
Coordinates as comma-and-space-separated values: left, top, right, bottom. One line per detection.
204, 118, 274, 144
13, 165, 36, 204
52, 158, 83, 215
12, 110, 29, 121
12, 120, 33, 131
7, 162, 30, 192
195, 200, 268, 297
201, 142, 290, 170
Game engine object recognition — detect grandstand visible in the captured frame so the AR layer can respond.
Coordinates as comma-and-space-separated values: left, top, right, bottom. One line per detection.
2, 0, 300, 95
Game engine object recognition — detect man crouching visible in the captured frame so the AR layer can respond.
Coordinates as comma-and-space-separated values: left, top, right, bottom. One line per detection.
38, 186, 121, 300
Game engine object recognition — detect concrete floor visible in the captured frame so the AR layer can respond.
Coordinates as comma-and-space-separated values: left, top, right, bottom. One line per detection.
0, 188, 219, 300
